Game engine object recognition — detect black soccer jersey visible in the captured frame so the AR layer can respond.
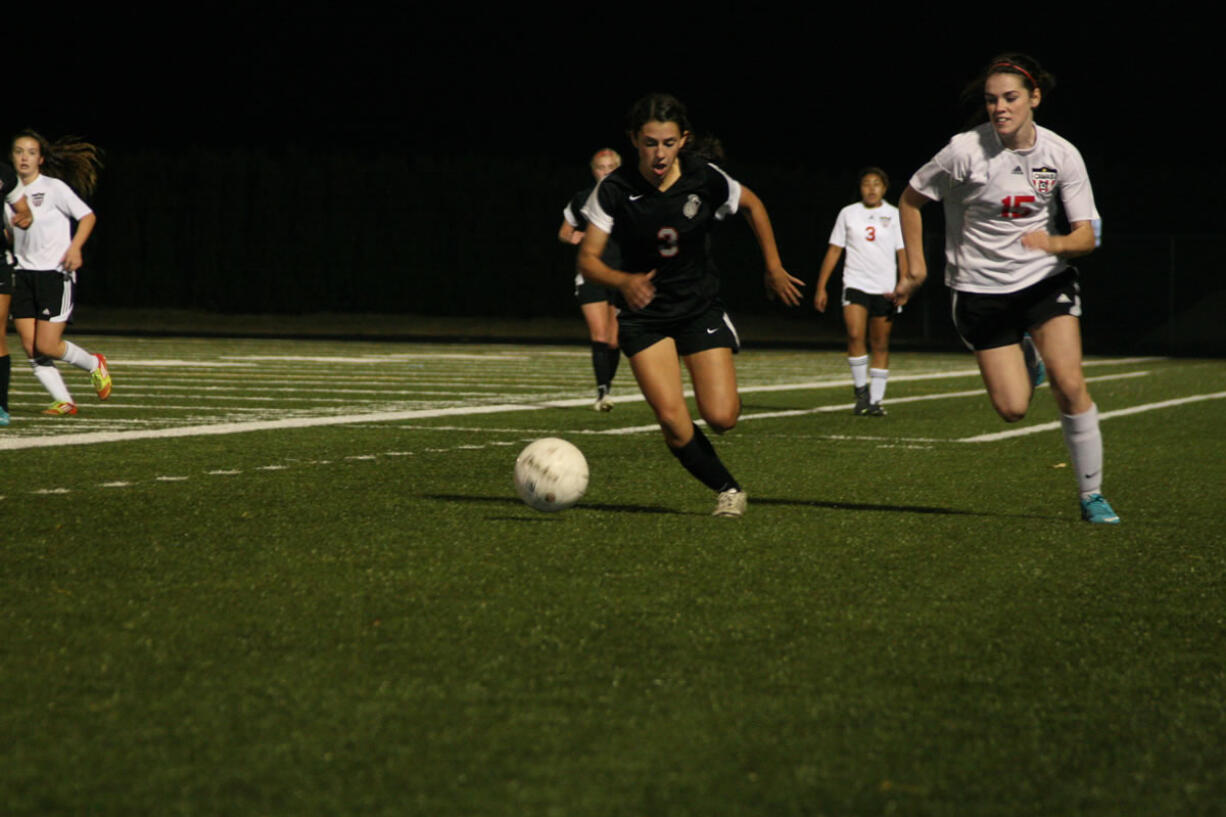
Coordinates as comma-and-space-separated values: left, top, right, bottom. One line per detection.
564, 183, 621, 270
1, 162, 17, 201
582, 152, 740, 322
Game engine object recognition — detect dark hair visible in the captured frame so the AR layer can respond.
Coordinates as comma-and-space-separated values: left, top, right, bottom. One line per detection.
962, 53, 1055, 102
624, 92, 725, 162
959, 53, 1055, 129
11, 129, 104, 198
857, 166, 889, 188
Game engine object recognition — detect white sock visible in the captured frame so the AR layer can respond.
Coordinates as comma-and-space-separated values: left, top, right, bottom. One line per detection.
848, 355, 868, 389
31, 359, 74, 403
61, 341, 98, 372
869, 368, 888, 404
1061, 403, 1104, 499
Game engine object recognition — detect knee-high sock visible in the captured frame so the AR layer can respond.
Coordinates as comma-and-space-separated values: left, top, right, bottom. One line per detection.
61, 340, 98, 372
848, 355, 868, 389
869, 367, 889, 404
0, 354, 10, 411
605, 345, 621, 385
591, 342, 614, 394
1061, 403, 1104, 498
31, 357, 73, 403
669, 423, 739, 493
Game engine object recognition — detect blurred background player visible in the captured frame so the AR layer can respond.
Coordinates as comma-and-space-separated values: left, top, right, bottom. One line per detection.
577, 93, 804, 518
7, 130, 110, 416
1, 160, 34, 426
892, 54, 1119, 524
558, 148, 623, 411
813, 167, 906, 416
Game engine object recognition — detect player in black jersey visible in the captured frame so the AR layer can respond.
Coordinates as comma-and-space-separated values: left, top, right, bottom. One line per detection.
1, 160, 34, 427
558, 148, 623, 411
578, 93, 804, 518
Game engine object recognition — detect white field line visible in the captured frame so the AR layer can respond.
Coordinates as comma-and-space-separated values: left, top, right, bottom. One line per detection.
590, 370, 1153, 435
959, 391, 1226, 442
0, 364, 1164, 452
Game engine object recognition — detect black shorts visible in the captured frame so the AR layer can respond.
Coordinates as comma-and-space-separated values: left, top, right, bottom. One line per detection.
11, 268, 76, 323
619, 303, 740, 358
842, 287, 899, 319
0, 264, 13, 297
952, 268, 1080, 351
575, 278, 617, 306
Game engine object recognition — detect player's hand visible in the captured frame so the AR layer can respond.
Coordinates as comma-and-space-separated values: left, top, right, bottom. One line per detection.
60, 248, 84, 272
1021, 229, 1053, 253
10, 208, 32, 229
620, 270, 657, 311
765, 265, 804, 307
814, 288, 828, 313
889, 278, 916, 307
569, 230, 585, 246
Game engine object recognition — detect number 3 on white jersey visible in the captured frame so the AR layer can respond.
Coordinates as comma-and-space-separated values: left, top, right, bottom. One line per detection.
657, 227, 679, 258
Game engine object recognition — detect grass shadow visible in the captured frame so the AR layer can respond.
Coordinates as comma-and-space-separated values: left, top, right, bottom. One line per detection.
424, 494, 683, 516
752, 496, 1056, 521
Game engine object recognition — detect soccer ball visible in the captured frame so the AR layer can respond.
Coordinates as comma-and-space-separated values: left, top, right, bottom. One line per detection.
513, 437, 589, 512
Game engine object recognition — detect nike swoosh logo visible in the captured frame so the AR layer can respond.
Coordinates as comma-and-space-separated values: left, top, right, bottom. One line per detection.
629, 194, 643, 201
1083, 471, 1100, 480
706, 328, 718, 334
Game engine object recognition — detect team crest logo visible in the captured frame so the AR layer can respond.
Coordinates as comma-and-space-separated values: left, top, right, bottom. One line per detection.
31, 192, 45, 207
683, 194, 701, 220
879, 216, 892, 227
1031, 167, 1058, 194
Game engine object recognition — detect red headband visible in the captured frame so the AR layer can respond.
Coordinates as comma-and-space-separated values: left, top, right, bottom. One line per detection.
990, 62, 1037, 88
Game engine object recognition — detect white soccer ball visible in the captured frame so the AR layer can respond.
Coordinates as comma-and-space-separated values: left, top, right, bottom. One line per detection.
513, 437, 589, 512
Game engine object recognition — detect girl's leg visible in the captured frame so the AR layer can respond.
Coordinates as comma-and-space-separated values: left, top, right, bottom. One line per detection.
843, 303, 870, 413
631, 341, 742, 515
582, 301, 618, 410
1031, 316, 1116, 521
867, 315, 893, 413
16, 317, 74, 407
35, 320, 111, 400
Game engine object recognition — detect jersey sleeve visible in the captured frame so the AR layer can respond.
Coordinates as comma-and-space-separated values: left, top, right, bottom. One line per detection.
909, 138, 965, 202
563, 188, 589, 229
1057, 145, 1097, 225
581, 178, 616, 234
706, 163, 741, 221
54, 179, 93, 220
827, 206, 849, 247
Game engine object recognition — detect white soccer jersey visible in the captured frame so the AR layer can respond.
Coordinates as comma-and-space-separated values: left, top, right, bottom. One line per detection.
828, 201, 903, 294
5, 174, 93, 270
910, 122, 1099, 294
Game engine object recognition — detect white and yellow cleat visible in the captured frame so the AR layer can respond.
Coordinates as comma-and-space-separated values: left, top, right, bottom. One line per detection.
713, 488, 747, 518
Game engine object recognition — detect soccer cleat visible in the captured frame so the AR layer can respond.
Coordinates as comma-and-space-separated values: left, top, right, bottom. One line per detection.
0, 407, 9, 427
867, 403, 887, 417
91, 353, 112, 400
43, 401, 78, 416
852, 385, 870, 415
1022, 333, 1045, 389
713, 488, 747, 518
593, 393, 615, 412
1080, 493, 1120, 524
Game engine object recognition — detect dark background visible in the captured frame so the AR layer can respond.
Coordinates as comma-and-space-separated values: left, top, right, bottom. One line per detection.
9, 8, 1217, 352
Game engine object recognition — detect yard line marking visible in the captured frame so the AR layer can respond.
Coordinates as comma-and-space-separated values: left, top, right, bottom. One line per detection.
959, 391, 1226, 442
594, 371, 1153, 435
0, 365, 1158, 452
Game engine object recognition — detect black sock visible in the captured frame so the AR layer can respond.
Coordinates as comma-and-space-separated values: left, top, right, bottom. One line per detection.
669, 424, 740, 492
591, 342, 613, 392
605, 345, 621, 384
0, 354, 9, 411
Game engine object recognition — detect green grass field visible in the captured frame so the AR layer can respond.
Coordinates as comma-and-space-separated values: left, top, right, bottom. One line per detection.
3, 335, 1225, 816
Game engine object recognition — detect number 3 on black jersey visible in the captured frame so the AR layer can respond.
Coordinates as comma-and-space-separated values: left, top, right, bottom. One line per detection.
657, 227, 679, 258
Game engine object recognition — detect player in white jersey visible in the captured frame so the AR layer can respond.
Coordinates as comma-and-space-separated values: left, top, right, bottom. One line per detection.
558, 148, 622, 411
577, 93, 804, 518
891, 54, 1119, 524
7, 130, 111, 416
814, 167, 907, 416
1, 162, 35, 427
